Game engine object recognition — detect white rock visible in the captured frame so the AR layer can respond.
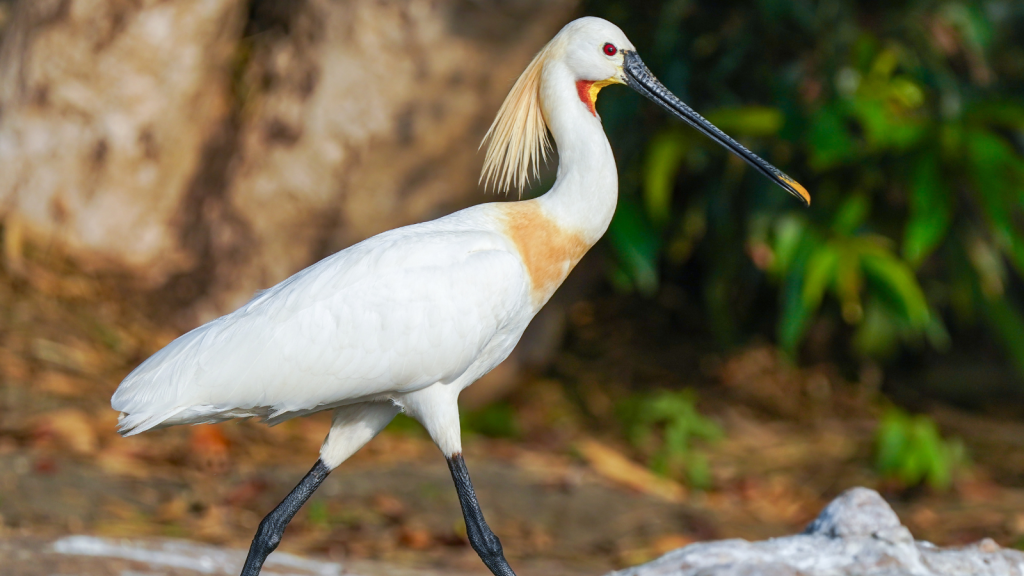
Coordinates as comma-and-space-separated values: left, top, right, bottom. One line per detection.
609, 487, 1024, 576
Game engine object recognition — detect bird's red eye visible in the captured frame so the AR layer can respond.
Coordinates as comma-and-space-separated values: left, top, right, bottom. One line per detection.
603, 43, 617, 56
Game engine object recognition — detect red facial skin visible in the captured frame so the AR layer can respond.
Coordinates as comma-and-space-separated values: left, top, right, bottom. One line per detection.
576, 80, 598, 116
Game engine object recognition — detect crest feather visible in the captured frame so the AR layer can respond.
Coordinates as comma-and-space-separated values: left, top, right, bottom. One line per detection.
480, 45, 552, 196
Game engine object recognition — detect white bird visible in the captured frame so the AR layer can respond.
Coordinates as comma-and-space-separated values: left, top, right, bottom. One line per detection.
111, 16, 809, 576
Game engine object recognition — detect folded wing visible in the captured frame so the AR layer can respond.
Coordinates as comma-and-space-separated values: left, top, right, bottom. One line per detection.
112, 223, 528, 435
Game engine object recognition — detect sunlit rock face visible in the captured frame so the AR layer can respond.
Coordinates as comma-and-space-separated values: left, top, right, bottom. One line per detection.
0, 0, 576, 324
608, 487, 1024, 576
0, 0, 242, 284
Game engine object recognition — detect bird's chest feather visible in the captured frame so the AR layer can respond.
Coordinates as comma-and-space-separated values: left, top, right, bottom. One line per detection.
500, 202, 590, 308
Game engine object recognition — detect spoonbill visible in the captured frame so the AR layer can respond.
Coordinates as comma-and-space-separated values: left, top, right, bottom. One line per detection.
111, 16, 809, 576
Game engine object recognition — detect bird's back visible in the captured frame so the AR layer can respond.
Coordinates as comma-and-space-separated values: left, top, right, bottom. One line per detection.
112, 206, 532, 435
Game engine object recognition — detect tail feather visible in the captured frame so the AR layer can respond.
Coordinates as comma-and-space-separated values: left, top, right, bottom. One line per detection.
117, 405, 274, 436
116, 407, 189, 436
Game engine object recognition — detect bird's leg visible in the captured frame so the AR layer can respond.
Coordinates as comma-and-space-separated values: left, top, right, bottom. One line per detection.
447, 453, 517, 576
240, 402, 399, 576
401, 386, 515, 575
240, 458, 330, 576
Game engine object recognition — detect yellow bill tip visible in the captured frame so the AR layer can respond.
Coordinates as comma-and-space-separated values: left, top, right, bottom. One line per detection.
783, 176, 811, 206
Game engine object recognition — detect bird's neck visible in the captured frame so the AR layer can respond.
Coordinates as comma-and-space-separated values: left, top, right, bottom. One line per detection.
535, 61, 619, 247
491, 62, 619, 309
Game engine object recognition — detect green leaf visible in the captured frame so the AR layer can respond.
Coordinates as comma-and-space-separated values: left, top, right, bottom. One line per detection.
853, 299, 901, 358
965, 100, 1024, 131
914, 416, 951, 490
875, 407, 965, 490
852, 98, 927, 151
643, 130, 690, 225
903, 150, 952, 266
869, 49, 899, 79
832, 193, 871, 236
779, 263, 815, 355
939, 3, 993, 51
703, 106, 784, 137
771, 215, 808, 274
778, 239, 835, 355
888, 76, 925, 109
875, 409, 909, 474
617, 390, 721, 488
966, 129, 1024, 275
307, 501, 330, 526
807, 104, 858, 170
607, 198, 662, 296
980, 296, 1024, 380
665, 206, 707, 264
461, 402, 520, 439
834, 245, 864, 323
801, 243, 840, 311
685, 452, 713, 490
859, 247, 930, 328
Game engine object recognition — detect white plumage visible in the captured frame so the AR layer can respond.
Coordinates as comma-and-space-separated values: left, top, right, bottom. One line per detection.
113, 206, 531, 435
112, 19, 636, 463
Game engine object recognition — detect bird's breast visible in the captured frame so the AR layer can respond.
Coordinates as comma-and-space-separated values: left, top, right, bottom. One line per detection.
499, 202, 590, 307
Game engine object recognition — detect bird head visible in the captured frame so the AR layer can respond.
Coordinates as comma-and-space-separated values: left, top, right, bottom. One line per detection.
553, 17, 635, 86
482, 17, 810, 206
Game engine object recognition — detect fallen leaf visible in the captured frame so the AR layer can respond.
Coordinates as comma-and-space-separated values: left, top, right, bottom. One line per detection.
194, 504, 232, 542
36, 371, 89, 397
576, 438, 686, 503
1009, 513, 1024, 536
372, 492, 406, 520
743, 475, 818, 524
156, 497, 190, 522
224, 479, 268, 507
0, 347, 30, 381
911, 506, 940, 530
33, 408, 99, 455
651, 533, 696, 555
956, 474, 1002, 503
190, 425, 230, 473
96, 438, 149, 477
31, 338, 104, 374
399, 522, 434, 550
33, 456, 58, 474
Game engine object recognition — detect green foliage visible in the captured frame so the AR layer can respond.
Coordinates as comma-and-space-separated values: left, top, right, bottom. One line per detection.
875, 407, 968, 490
307, 500, 330, 526
461, 401, 521, 439
607, 198, 662, 296
764, 201, 944, 358
385, 413, 427, 437
386, 403, 521, 441
589, 0, 1024, 373
617, 389, 723, 488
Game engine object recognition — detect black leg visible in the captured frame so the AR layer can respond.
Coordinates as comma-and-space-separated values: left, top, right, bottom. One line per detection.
447, 453, 517, 576
240, 459, 331, 576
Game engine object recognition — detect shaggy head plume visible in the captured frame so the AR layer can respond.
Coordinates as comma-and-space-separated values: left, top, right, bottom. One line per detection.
480, 45, 553, 196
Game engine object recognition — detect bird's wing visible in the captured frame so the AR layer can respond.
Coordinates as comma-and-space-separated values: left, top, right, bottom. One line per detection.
112, 223, 530, 434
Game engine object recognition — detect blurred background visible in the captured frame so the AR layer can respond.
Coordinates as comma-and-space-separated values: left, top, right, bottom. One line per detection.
0, 0, 1022, 574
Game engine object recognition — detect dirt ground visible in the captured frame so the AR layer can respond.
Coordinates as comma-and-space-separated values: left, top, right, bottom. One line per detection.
1, 245, 1024, 575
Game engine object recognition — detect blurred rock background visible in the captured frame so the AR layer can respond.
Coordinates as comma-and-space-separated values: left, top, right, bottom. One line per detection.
0, 0, 574, 322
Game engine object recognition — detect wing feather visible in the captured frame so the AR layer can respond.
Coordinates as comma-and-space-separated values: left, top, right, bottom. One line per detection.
112, 220, 529, 435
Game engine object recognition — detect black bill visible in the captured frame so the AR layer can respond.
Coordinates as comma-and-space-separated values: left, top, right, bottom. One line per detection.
622, 50, 810, 206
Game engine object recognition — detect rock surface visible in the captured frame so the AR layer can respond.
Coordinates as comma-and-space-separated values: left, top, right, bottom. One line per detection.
0, 0, 577, 322
608, 487, 1024, 576
0, 534, 476, 576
